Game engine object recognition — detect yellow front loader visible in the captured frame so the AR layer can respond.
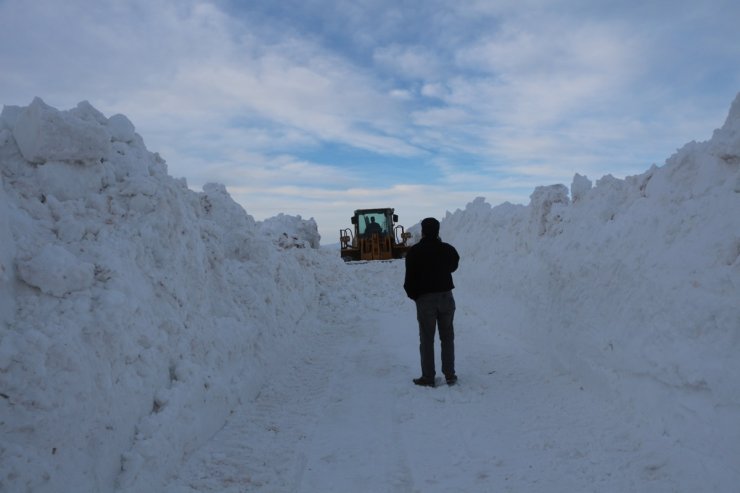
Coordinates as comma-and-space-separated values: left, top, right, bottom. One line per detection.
339, 208, 411, 262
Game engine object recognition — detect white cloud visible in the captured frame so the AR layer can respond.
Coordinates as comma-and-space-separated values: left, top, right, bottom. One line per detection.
420, 83, 450, 99
451, 20, 641, 122
373, 44, 445, 80
411, 106, 471, 127
1, 0, 738, 243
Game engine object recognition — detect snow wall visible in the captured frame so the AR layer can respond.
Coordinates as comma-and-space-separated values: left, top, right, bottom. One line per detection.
0, 98, 334, 492
1, 94, 738, 491
443, 93, 740, 480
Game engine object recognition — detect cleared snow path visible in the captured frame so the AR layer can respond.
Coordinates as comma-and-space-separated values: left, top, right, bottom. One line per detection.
164, 260, 693, 493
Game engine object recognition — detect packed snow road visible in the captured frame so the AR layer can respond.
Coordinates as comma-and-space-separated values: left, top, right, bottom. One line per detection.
162, 259, 691, 493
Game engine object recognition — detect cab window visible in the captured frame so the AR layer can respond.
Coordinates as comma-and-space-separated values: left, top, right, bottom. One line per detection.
358, 213, 388, 235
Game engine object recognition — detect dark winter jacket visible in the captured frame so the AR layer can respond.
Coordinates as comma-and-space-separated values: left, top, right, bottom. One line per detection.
403, 236, 460, 300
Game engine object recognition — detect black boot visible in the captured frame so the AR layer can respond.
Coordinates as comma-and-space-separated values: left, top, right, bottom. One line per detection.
413, 377, 435, 387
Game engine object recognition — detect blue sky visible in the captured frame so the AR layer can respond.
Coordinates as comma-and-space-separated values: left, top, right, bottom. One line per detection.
2, 0, 739, 242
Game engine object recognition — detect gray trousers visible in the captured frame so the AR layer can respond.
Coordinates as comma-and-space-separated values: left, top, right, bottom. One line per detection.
415, 291, 455, 379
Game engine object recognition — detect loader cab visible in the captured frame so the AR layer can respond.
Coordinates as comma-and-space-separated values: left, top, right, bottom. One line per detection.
353, 210, 394, 237
340, 207, 410, 262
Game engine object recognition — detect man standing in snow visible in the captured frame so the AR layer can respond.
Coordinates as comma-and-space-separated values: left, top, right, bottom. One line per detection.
404, 217, 460, 387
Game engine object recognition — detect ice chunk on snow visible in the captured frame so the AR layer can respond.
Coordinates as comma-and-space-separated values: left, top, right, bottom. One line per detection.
259, 213, 321, 249
107, 113, 136, 143
0, 105, 23, 130
707, 92, 740, 165
529, 184, 569, 235
0, 186, 15, 326
17, 244, 95, 297
12, 97, 110, 164
36, 160, 107, 202
571, 173, 592, 202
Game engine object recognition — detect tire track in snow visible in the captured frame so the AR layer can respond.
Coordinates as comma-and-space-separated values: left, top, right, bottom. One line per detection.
290, 322, 416, 492
290, 260, 417, 492
162, 329, 343, 492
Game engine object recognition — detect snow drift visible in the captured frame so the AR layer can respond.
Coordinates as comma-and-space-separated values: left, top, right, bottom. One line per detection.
1, 93, 738, 491
0, 98, 337, 492
443, 93, 740, 482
